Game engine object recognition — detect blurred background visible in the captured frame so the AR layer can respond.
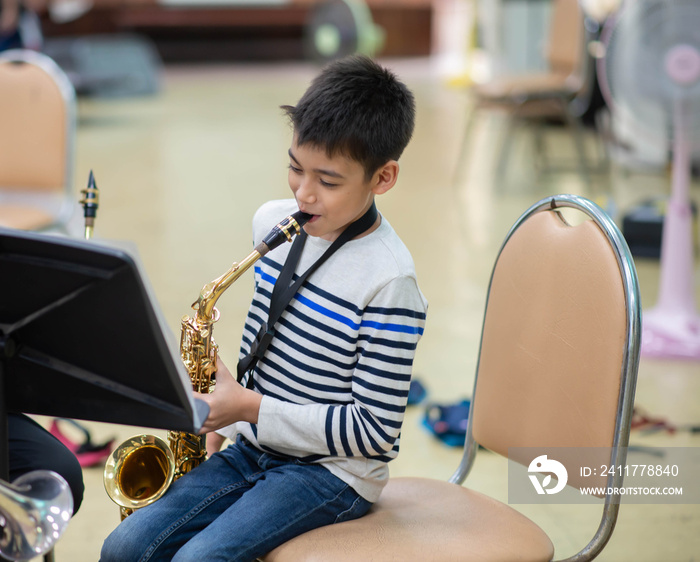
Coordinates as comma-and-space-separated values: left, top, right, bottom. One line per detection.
2, 0, 700, 560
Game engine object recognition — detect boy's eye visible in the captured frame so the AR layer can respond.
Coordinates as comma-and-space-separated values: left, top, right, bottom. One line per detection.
288, 162, 338, 187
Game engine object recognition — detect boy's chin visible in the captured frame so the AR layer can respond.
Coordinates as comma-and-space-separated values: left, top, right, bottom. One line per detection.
302, 221, 317, 236
303, 223, 321, 236
304, 221, 338, 241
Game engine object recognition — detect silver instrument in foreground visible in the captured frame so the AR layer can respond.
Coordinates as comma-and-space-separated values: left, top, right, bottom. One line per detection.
0, 470, 74, 561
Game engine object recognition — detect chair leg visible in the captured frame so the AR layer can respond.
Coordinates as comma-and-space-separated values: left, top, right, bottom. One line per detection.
532, 121, 547, 180
494, 116, 518, 190
560, 97, 592, 187
493, 99, 538, 192
453, 102, 481, 186
592, 108, 612, 176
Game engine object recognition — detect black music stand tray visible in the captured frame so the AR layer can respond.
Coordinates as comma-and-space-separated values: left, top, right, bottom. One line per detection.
0, 228, 209, 480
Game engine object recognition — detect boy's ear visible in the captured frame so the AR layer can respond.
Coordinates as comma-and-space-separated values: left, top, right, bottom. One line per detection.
371, 160, 399, 195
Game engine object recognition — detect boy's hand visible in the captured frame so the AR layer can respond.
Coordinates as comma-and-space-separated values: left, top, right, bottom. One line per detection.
194, 359, 262, 434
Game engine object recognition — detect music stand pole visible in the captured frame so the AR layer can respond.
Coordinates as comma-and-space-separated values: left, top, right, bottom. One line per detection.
1, 358, 7, 481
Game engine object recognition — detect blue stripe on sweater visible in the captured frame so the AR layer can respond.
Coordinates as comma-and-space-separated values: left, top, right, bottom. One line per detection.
296, 293, 424, 335
325, 409, 337, 456
256, 264, 426, 328
351, 409, 370, 457
339, 407, 352, 456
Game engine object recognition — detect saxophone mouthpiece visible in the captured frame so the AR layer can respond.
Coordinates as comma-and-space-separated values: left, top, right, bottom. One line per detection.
259, 210, 312, 253
81, 170, 99, 240
291, 209, 313, 227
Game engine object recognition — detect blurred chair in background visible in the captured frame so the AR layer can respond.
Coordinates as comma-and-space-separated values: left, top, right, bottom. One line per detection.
0, 48, 77, 233
456, 0, 604, 189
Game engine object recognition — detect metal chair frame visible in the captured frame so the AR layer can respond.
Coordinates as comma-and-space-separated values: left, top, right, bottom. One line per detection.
451, 194, 641, 561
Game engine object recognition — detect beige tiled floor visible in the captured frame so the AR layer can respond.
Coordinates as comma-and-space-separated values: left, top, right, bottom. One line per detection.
22, 57, 700, 561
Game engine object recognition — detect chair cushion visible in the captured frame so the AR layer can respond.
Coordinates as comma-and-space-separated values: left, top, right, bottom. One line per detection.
263, 477, 554, 562
473, 72, 582, 101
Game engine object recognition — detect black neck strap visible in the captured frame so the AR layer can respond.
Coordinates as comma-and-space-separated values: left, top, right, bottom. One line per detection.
237, 202, 379, 386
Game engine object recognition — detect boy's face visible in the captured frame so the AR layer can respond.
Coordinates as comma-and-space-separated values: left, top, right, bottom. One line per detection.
288, 136, 378, 242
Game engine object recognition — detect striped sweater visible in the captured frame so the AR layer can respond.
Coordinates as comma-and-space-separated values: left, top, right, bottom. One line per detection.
217, 199, 427, 501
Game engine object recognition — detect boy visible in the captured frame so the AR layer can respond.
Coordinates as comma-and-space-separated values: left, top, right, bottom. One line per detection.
101, 55, 427, 562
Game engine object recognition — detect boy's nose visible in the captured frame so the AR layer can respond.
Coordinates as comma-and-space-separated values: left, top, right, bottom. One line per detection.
296, 180, 316, 204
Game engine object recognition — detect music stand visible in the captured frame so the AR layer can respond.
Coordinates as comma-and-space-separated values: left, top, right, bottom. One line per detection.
0, 227, 209, 480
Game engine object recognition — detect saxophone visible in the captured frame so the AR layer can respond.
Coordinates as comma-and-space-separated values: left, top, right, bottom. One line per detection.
104, 209, 311, 519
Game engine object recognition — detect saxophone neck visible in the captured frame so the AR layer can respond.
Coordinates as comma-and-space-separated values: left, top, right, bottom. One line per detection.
192, 249, 263, 320
190, 211, 311, 321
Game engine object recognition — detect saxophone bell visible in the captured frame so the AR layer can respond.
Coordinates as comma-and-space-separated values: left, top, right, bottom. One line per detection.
103, 435, 175, 520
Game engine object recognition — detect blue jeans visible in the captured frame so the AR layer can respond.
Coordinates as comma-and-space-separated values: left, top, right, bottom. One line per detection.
100, 437, 371, 562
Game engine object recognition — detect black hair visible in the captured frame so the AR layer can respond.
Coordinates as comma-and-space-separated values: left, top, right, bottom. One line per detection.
281, 55, 415, 180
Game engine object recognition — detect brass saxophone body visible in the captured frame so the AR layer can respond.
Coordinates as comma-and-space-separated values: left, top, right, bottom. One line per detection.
104, 210, 311, 519
167, 241, 267, 478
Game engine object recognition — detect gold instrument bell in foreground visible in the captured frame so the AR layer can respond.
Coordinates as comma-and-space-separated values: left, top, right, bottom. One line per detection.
103, 435, 175, 519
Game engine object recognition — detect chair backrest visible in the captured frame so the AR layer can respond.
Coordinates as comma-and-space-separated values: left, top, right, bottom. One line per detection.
452, 194, 640, 560
0, 49, 76, 193
546, 0, 586, 78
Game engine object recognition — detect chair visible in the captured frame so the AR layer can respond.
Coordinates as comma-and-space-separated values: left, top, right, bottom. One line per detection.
263, 193, 641, 562
0, 49, 78, 233
455, 0, 598, 187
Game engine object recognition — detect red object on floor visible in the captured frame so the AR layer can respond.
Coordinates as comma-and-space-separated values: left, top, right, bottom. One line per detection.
49, 418, 114, 468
